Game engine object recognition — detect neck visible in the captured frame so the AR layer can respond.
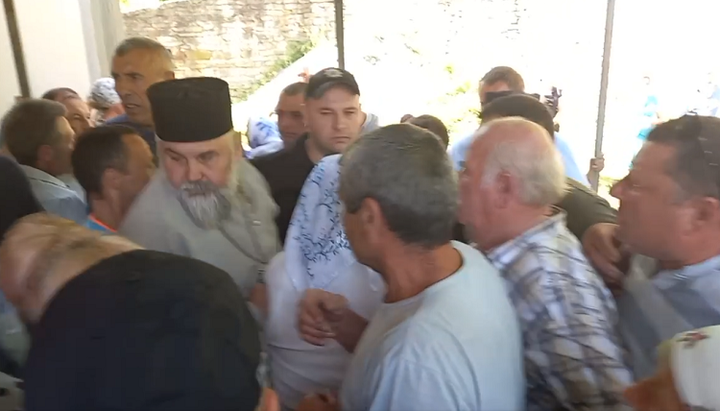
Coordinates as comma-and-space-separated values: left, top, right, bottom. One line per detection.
480, 207, 550, 252
379, 242, 462, 303
305, 136, 328, 164
658, 237, 720, 270
90, 200, 121, 231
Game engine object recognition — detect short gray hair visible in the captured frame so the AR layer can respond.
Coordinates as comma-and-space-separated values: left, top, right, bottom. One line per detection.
339, 124, 458, 248
114, 37, 174, 70
479, 122, 566, 206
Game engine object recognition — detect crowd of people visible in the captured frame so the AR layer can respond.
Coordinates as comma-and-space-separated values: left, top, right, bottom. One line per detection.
0, 35, 719, 411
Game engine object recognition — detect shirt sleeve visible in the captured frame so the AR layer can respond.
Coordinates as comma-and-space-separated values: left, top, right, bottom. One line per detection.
558, 179, 617, 241
524, 270, 633, 411
362, 358, 471, 411
42, 196, 87, 224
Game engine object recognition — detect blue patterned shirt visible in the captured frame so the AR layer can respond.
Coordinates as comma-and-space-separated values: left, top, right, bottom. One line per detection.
617, 253, 720, 379
486, 213, 632, 411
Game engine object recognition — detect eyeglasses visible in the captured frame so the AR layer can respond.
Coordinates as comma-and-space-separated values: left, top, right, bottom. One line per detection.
687, 114, 720, 197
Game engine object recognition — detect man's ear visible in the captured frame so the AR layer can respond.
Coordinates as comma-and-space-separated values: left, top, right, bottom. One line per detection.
102, 168, 124, 192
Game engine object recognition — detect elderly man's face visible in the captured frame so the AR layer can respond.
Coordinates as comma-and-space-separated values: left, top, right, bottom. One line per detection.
160, 133, 239, 229
458, 127, 499, 250
611, 142, 691, 260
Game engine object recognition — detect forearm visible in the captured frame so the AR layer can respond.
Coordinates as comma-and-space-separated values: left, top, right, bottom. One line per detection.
332, 309, 368, 353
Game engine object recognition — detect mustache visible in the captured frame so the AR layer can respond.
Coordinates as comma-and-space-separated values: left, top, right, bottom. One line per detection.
180, 180, 221, 196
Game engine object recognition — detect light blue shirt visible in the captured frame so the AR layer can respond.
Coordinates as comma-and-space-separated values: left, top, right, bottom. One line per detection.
340, 241, 525, 411
19, 165, 87, 223
448, 131, 590, 186
617, 254, 720, 379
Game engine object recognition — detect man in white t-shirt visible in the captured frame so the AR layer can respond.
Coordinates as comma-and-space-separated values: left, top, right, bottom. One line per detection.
296, 124, 525, 411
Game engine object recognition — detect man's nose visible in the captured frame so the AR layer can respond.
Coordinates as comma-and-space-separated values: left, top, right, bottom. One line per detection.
186, 161, 203, 182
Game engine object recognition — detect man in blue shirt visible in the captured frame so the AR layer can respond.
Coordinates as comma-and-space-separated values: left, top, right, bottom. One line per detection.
583, 115, 720, 379
107, 37, 176, 157
71, 125, 155, 233
448, 66, 591, 185
1, 100, 87, 223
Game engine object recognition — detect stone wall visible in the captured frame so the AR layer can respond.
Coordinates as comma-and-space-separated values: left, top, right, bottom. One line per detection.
123, 0, 335, 99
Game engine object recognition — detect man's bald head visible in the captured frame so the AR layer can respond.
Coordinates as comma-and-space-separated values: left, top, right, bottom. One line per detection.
459, 118, 566, 250
469, 117, 565, 206
0, 214, 141, 323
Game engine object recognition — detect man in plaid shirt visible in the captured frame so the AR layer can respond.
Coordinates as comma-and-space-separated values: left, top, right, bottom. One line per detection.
459, 116, 632, 411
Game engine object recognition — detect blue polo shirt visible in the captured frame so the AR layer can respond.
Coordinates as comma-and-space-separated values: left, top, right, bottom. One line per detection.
617, 254, 720, 379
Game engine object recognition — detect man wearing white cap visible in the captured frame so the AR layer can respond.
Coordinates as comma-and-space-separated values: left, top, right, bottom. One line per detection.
120, 77, 280, 299
624, 325, 720, 411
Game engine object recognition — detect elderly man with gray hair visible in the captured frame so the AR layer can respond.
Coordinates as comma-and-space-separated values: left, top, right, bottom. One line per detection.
459, 117, 632, 411
296, 124, 525, 411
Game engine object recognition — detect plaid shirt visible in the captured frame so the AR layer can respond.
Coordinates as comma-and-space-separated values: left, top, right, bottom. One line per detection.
487, 213, 632, 411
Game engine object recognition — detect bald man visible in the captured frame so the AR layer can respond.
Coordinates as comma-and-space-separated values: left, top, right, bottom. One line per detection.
458, 118, 632, 411
109, 37, 176, 155
0, 214, 278, 411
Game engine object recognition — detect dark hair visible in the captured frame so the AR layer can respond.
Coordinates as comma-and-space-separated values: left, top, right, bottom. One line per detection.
340, 124, 458, 248
282, 82, 308, 97
71, 125, 137, 196
406, 115, 450, 148
1, 99, 67, 166
41, 88, 80, 102
481, 94, 556, 139
646, 115, 720, 199
481, 66, 525, 91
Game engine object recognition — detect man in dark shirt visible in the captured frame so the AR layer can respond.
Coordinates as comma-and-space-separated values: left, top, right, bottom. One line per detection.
252, 68, 365, 242
108, 37, 176, 156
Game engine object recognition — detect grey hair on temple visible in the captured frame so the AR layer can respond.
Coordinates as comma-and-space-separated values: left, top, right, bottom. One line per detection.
114, 37, 175, 70
339, 123, 458, 248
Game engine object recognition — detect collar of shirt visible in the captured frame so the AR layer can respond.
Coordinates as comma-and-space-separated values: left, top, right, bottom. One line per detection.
19, 165, 71, 190
646, 253, 720, 291
486, 212, 567, 269
86, 214, 116, 233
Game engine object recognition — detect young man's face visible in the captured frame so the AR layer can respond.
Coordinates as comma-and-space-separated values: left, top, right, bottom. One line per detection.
305, 86, 363, 156
276, 92, 305, 145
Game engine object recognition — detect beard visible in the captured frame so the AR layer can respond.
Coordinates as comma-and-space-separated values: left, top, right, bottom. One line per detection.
177, 165, 240, 230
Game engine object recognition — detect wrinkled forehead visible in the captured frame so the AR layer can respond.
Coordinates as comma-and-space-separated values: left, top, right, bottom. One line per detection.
159, 132, 234, 155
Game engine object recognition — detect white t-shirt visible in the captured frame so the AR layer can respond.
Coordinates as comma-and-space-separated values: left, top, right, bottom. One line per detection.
265, 252, 385, 409
340, 242, 525, 411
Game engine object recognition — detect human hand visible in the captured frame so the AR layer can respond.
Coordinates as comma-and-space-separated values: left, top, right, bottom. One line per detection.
296, 392, 339, 411
582, 223, 629, 291
589, 155, 605, 173
298, 289, 349, 346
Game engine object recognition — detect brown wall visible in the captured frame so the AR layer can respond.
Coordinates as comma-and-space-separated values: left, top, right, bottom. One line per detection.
123, 0, 335, 99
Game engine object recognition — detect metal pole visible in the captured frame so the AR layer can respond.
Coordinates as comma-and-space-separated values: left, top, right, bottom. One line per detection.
3, 0, 30, 98
589, 0, 617, 192
334, 0, 345, 69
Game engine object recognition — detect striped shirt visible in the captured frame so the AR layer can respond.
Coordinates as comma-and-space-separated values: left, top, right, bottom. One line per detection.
617, 253, 720, 379
487, 213, 632, 411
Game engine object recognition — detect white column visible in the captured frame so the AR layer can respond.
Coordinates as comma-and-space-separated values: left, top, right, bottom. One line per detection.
84, 0, 126, 78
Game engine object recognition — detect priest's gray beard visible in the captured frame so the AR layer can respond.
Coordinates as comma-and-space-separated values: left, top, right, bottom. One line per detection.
177, 165, 240, 230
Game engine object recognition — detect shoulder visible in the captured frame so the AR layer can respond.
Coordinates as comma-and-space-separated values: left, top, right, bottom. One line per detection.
250, 145, 293, 169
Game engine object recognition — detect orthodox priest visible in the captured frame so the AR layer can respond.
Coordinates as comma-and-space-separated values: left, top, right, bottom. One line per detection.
119, 77, 280, 299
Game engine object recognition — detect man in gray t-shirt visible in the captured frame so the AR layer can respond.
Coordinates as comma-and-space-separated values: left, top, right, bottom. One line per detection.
296, 125, 524, 411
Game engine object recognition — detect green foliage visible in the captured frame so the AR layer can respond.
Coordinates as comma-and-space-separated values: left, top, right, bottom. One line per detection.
236, 39, 315, 102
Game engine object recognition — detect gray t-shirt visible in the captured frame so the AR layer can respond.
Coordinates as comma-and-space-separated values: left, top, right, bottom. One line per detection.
340, 242, 525, 411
